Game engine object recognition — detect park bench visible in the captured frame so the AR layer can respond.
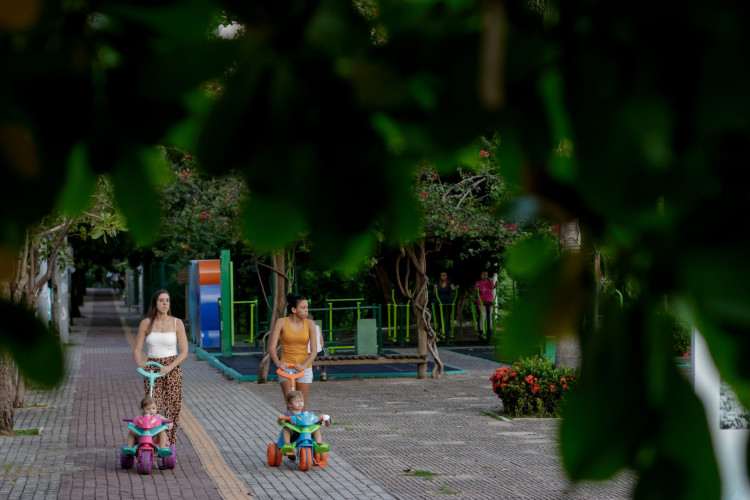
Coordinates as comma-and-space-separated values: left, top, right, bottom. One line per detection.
311, 353, 428, 367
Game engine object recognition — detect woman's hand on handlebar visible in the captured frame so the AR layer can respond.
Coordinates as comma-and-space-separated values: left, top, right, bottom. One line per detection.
278, 362, 289, 371
293, 364, 305, 372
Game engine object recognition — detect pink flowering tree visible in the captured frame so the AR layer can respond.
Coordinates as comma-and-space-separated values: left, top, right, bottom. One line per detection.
149, 147, 247, 265
390, 136, 527, 378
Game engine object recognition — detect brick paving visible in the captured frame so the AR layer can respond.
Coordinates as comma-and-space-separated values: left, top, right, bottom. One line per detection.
0, 289, 636, 499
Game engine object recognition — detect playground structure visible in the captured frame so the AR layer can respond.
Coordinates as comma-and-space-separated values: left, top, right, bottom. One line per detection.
180, 252, 553, 360
182, 249, 561, 376
187, 258, 221, 349
179, 252, 557, 377
187, 250, 393, 358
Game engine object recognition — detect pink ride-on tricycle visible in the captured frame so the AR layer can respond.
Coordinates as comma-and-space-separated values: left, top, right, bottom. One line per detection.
120, 361, 176, 474
266, 368, 331, 471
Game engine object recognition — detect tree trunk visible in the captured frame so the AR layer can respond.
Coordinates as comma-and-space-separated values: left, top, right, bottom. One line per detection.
0, 353, 15, 435
396, 243, 444, 378
271, 252, 288, 323
12, 376, 25, 409
0, 223, 72, 427
258, 251, 291, 383
555, 219, 582, 369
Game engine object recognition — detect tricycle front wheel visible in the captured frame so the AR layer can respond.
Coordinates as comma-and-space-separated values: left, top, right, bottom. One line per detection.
266, 443, 282, 467
139, 450, 153, 475
299, 447, 312, 471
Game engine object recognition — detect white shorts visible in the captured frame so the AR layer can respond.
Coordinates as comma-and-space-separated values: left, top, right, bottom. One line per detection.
279, 368, 313, 384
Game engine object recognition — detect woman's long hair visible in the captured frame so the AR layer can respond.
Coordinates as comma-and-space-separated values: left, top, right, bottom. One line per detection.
146, 289, 170, 335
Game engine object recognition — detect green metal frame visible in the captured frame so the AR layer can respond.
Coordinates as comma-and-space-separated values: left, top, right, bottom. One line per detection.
431, 287, 458, 343
387, 290, 411, 346
220, 249, 232, 357
233, 299, 259, 345
310, 304, 382, 355
217, 249, 261, 354
324, 297, 364, 342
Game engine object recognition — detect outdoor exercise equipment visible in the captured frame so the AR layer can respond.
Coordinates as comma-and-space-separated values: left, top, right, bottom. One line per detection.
267, 369, 331, 471
386, 290, 410, 345
431, 287, 458, 342
310, 304, 383, 355
324, 297, 363, 342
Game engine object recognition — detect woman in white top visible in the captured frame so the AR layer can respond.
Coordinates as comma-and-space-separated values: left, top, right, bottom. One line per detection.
133, 289, 188, 445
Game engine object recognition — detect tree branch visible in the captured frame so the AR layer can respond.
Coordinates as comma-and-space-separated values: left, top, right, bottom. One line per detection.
394, 247, 412, 300
32, 220, 74, 304
456, 178, 487, 209
254, 256, 272, 313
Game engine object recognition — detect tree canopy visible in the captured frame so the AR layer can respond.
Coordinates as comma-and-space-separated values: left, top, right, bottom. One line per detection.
2, 0, 750, 496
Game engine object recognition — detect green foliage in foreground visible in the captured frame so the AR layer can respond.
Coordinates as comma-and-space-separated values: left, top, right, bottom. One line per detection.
2, 0, 749, 497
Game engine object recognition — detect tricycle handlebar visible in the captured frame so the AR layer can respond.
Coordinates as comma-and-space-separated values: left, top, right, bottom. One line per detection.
123, 417, 173, 423
276, 368, 305, 380
138, 362, 166, 384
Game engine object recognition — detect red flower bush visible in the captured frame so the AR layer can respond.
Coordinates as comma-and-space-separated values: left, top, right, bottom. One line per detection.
490, 356, 579, 417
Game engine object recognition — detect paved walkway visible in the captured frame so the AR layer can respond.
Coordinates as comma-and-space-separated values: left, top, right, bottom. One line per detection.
0, 289, 636, 499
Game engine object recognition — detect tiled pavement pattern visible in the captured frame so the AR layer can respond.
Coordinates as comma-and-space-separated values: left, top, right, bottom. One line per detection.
1, 289, 636, 499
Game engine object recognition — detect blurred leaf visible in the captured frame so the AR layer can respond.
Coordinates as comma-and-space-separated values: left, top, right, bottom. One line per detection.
56, 142, 96, 216
0, 301, 63, 387
104, 0, 217, 43
241, 197, 305, 254
454, 143, 483, 171
0, 0, 41, 32
505, 236, 556, 281
371, 113, 406, 153
561, 390, 635, 480
111, 158, 161, 245
140, 147, 172, 188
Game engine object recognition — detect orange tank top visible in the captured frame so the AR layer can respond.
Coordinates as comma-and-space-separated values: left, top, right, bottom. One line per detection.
280, 317, 310, 366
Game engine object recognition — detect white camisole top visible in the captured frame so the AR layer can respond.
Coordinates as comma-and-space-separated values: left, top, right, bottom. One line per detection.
145, 318, 178, 358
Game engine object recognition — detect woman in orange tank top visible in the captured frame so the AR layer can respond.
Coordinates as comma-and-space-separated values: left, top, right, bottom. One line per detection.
268, 293, 318, 408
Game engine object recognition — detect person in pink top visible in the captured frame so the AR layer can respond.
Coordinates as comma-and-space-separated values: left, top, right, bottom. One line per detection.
475, 271, 496, 339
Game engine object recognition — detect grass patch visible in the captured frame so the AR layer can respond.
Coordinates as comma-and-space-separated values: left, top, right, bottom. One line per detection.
438, 486, 461, 494
401, 469, 442, 480
332, 421, 353, 426
13, 428, 39, 436
5, 462, 13, 473
23, 403, 48, 408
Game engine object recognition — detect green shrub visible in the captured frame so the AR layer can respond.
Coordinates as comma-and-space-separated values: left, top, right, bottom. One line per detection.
673, 326, 691, 356
666, 313, 691, 356
489, 356, 579, 417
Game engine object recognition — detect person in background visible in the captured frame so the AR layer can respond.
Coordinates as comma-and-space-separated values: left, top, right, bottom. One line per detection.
433, 271, 457, 335
308, 313, 327, 381
475, 271, 496, 339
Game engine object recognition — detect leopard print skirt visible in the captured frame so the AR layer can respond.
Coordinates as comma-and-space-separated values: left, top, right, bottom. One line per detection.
144, 355, 182, 445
